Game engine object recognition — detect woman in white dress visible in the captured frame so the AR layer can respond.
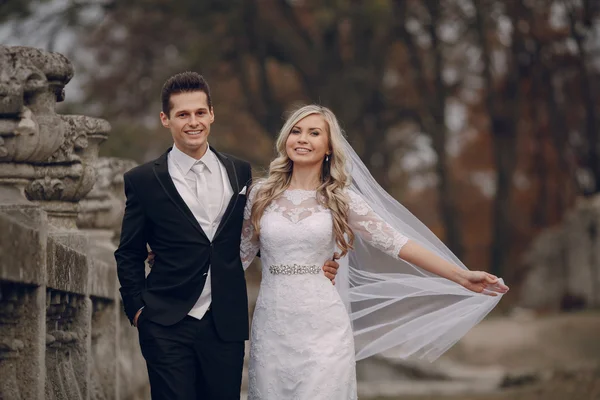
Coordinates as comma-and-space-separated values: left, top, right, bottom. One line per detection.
240, 105, 509, 400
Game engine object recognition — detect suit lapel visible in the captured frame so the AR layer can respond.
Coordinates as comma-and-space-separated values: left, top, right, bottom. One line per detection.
152, 149, 210, 242
212, 148, 240, 240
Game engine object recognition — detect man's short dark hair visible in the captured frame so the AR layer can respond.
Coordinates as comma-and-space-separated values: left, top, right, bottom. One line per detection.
161, 71, 212, 117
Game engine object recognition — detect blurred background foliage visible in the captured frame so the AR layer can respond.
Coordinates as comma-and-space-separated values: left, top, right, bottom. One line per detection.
1, 0, 599, 295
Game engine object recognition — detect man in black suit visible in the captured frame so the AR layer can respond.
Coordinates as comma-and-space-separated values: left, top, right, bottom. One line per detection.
115, 72, 339, 400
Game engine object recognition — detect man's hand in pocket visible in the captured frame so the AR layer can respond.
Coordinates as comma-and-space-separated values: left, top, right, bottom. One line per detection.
134, 308, 143, 327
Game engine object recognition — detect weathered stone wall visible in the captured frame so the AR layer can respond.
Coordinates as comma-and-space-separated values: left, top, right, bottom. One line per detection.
0, 45, 148, 399
520, 195, 600, 310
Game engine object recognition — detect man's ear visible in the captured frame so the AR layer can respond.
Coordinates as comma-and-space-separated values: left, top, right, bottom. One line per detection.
209, 107, 215, 124
160, 111, 170, 128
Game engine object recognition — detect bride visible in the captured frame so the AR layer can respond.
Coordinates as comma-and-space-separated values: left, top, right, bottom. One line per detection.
240, 104, 509, 399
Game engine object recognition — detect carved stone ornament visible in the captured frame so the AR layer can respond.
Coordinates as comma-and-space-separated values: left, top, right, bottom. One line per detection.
78, 157, 137, 230
0, 46, 73, 163
26, 176, 65, 201
23, 115, 110, 203
51, 115, 110, 164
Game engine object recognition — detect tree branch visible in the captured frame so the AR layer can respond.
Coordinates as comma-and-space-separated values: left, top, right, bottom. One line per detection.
278, 0, 314, 48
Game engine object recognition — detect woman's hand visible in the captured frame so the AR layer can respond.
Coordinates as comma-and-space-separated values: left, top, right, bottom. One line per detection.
457, 270, 509, 296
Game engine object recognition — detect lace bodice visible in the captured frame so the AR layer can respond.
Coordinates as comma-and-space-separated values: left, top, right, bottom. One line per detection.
240, 185, 409, 271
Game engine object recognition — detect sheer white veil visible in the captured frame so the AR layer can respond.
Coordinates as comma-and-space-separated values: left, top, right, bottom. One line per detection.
336, 135, 505, 362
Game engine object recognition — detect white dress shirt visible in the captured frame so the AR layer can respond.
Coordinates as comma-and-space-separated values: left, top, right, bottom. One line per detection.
168, 144, 233, 320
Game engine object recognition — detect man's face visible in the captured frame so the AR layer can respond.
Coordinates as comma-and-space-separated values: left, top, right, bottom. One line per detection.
160, 91, 214, 159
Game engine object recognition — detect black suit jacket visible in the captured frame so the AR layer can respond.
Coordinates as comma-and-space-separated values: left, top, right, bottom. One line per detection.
115, 147, 252, 342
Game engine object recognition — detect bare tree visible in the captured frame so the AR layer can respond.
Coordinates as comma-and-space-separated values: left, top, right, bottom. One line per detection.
394, 0, 466, 258
564, 0, 600, 194
475, 0, 527, 276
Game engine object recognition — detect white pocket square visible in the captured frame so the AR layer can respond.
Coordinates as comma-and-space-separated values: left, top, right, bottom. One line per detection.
239, 186, 247, 195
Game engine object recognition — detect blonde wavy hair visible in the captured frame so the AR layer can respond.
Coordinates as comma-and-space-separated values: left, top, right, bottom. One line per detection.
250, 105, 355, 257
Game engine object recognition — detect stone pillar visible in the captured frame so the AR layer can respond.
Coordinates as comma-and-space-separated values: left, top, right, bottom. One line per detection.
0, 45, 80, 400
76, 157, 150, 400
520, 195, 600, 310
0, 45, 150, 400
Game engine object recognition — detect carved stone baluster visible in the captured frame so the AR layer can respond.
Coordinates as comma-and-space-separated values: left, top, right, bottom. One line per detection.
0, 44, 149, 400
0, 337, 25, 400
90, 299, 113, 400
0, 46, 72, 205
46, 289, 90, 399
0, 282, 45, 399
0, 285, 25, 400
80, 157, 141, 400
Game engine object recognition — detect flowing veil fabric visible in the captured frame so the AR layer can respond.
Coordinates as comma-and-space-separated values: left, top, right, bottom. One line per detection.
336, 136, 505, 362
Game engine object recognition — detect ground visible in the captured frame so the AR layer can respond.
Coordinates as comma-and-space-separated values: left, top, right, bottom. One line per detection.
376, 367, 600, 400
372, 311, 600, 400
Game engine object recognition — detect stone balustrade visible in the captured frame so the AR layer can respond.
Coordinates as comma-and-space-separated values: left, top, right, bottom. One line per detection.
0, 45, 148, 399
520, 194, 600, 311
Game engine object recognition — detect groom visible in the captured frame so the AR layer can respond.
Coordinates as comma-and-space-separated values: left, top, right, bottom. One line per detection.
115, 72, 339, 400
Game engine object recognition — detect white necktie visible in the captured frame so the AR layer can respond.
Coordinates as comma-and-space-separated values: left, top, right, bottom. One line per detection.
191, 162, 215, 220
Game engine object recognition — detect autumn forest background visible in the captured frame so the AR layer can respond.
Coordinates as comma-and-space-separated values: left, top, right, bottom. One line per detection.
2, 1, 600, 397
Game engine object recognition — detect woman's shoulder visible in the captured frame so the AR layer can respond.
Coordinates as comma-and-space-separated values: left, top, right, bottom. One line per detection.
342, 187, 361, 201
248, 179, 267, 200
341, 188, 373, 215
250, 179, 266, 191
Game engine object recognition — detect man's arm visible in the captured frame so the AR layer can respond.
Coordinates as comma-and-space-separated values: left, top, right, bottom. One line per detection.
115, 173, 149, 325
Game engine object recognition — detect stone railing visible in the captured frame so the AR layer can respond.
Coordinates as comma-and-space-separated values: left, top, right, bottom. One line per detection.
520, 195, 600, 311
0, 46, 148, 399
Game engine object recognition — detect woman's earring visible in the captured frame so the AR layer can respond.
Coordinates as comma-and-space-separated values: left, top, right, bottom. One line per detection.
326, 155, 330, 162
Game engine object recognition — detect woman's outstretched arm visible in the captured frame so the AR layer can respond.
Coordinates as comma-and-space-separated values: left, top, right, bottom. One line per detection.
347, 190, 508, 295
398, 240, 508, 295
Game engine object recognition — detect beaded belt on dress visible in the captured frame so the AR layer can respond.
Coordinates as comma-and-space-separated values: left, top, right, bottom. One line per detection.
269, 264, 321, 275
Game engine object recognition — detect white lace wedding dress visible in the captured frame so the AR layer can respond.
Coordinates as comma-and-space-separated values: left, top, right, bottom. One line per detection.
241, 186, 409, 400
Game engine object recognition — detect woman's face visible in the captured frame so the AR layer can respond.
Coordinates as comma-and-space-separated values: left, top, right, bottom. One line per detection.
285, 114, 331, 167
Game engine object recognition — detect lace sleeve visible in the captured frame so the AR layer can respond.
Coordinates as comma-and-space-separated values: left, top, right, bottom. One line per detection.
240, 184, 261, 270
347, 190, 409, 260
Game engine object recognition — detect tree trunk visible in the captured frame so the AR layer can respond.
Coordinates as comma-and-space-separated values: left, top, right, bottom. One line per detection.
475, 0, 522, 276
398, 0, 465, 258
490, 117, 519, 277
566, 1, 600, 194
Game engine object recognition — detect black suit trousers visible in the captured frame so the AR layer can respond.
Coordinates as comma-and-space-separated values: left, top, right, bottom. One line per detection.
137, 309, 245, 400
